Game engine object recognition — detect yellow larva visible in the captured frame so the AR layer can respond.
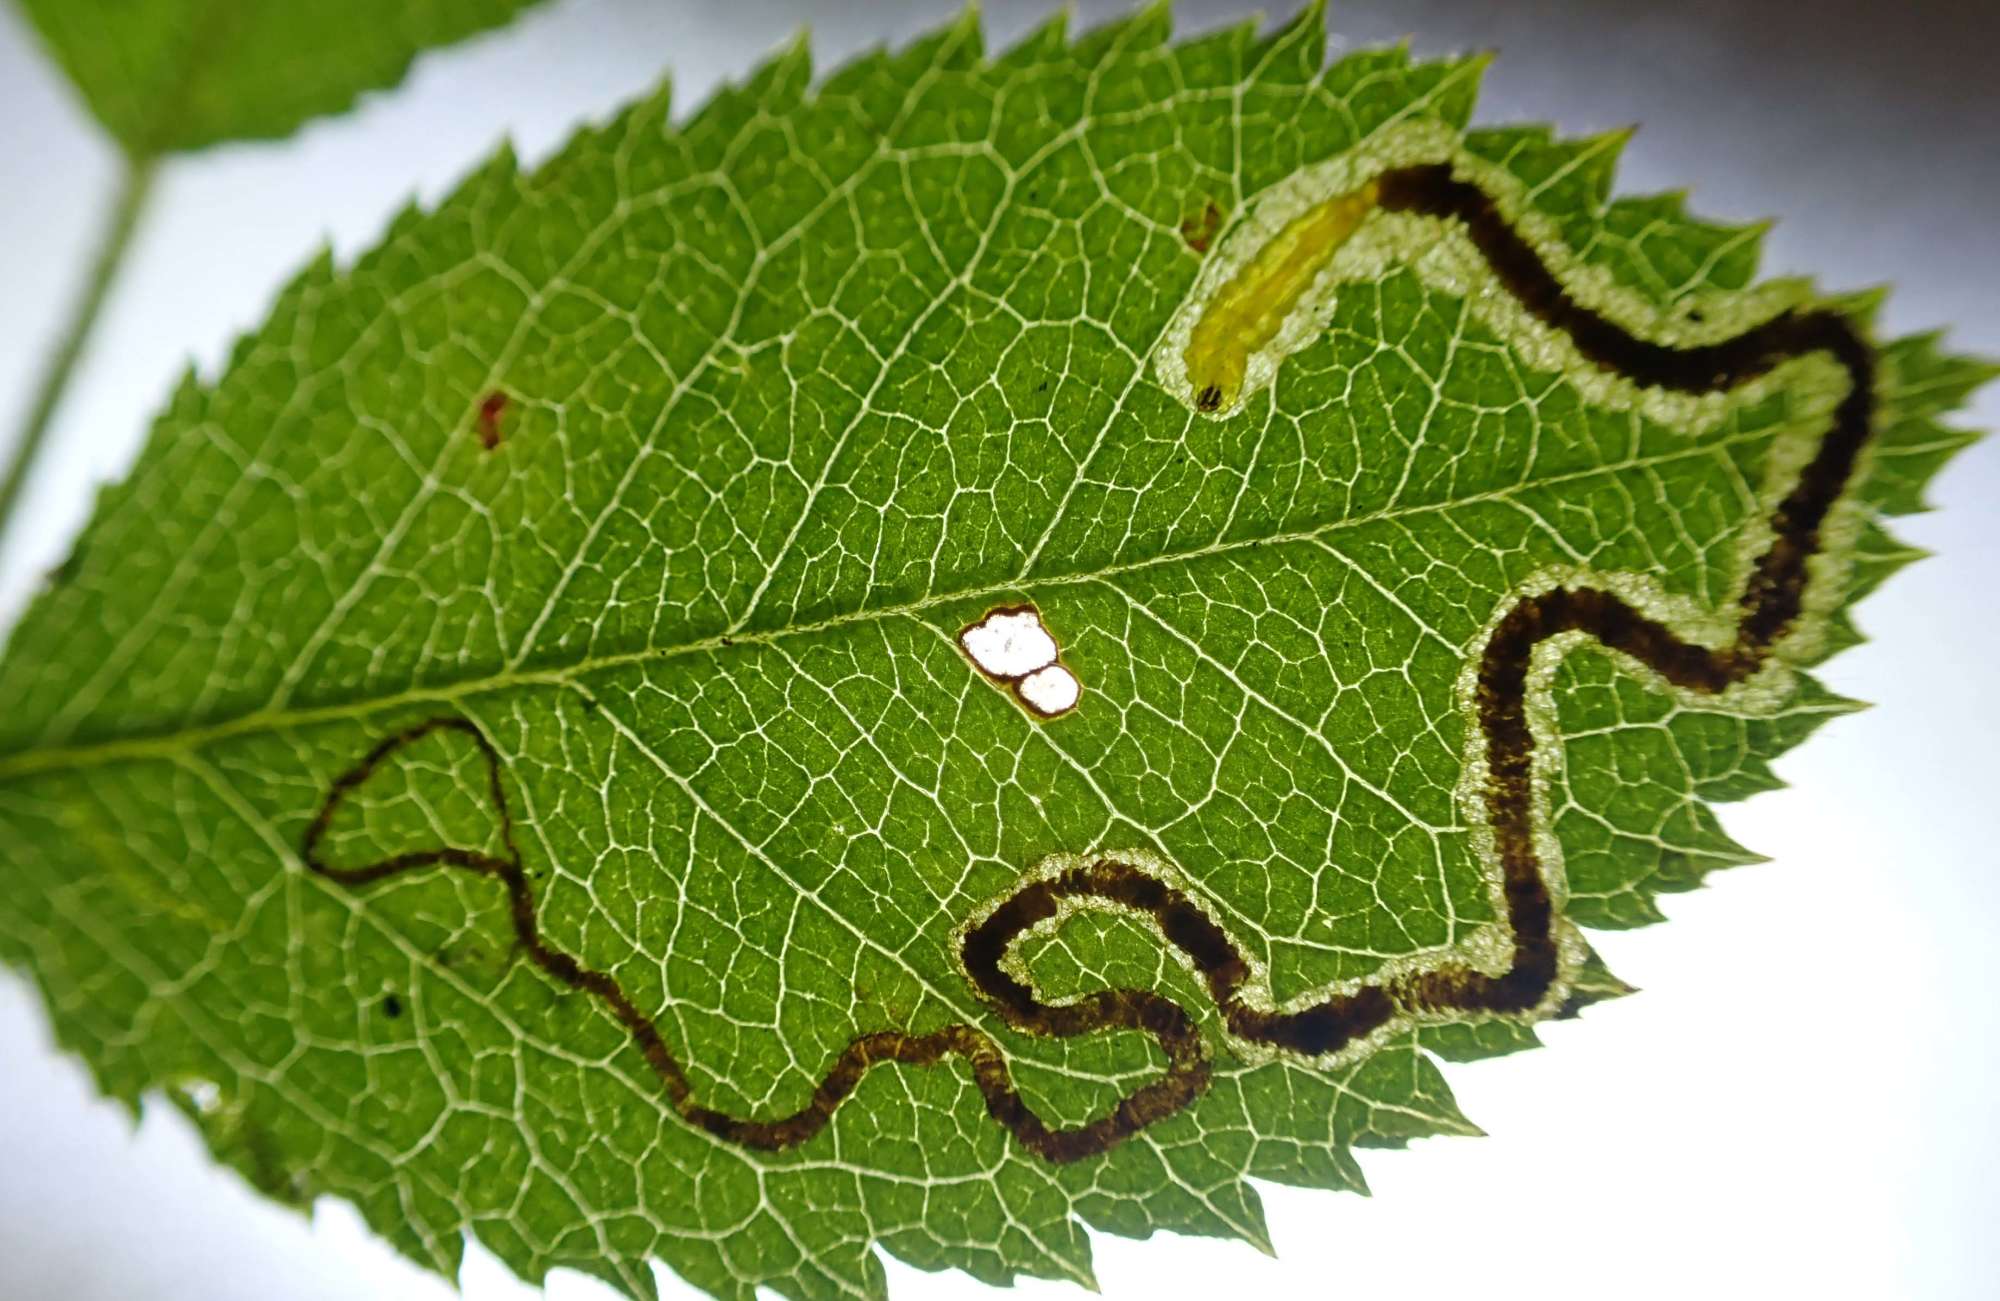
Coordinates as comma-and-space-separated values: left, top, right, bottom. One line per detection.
1183, 179, 1381, 413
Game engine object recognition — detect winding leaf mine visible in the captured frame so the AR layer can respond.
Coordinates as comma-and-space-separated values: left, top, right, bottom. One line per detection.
307, 162, 1879, 1161
0, 6, 1986, 1299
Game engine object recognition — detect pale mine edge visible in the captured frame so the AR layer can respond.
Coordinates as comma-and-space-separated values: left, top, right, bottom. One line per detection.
949, 118, 1872, 1067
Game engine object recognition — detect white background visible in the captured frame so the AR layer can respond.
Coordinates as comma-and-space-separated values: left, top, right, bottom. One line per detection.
1, 2, 1994, 1297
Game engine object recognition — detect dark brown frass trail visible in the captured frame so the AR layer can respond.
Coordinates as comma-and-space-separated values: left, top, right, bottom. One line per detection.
1373, 164, 1874, 1017
305, 163, 1876, 1163
304, 719, 1222, 1162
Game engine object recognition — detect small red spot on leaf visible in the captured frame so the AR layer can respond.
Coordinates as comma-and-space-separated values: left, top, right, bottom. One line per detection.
1180, 200, 1224, 254
476, 391, 509, 450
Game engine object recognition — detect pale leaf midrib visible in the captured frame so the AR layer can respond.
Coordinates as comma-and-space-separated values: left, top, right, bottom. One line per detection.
0, 428, 1770, 781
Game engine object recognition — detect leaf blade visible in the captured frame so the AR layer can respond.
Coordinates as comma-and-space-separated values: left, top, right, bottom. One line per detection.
17, 0, 550, 156
0, 7, 1988, 1299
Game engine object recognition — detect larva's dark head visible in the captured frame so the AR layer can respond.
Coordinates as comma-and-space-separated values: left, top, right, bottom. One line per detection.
1195, 384, 1223, 412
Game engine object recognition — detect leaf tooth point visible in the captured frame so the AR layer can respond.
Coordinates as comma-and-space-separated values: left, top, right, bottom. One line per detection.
1438, 46, 1498, 99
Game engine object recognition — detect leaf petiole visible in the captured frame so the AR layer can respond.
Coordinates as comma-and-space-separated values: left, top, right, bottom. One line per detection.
0, 154, 157, 551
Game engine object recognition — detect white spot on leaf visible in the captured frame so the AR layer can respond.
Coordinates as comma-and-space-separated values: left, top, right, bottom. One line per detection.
1016, 665, 1081, 716
960, 608, 1059, 678
958, 605, 1082, 719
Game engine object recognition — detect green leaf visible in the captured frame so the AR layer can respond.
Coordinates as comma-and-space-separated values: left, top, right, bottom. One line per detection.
15, 0, 548, 156
0, 6, 1987, 1299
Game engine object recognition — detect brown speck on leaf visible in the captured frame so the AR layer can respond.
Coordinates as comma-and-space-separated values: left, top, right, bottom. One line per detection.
477, 391, 509, 450
1180, 200, 1223, 253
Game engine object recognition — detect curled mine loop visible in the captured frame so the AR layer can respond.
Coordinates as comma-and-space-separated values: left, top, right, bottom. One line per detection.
304, 162, 1876, 1163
